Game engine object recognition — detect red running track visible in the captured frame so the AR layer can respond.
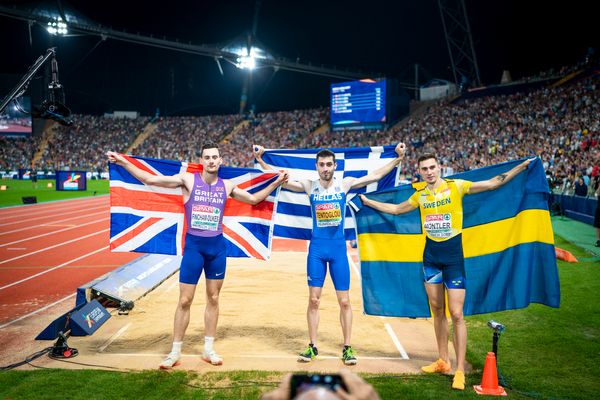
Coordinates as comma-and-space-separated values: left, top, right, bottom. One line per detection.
0, 196, 343, 365
0, 196, 140, 328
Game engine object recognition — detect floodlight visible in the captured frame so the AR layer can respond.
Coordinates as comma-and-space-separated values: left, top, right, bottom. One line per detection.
237, 55, 256, 70
46, 19, 68, 35
225, 44, 267, 70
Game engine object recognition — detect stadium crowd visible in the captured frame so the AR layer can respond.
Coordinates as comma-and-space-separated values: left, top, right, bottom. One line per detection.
303, 75, 599, 195
1, 72, 598, 196
219, 107, 328, 167
135, 114, 242, 162
0, 135, 40, 171
40, 114, 149, 172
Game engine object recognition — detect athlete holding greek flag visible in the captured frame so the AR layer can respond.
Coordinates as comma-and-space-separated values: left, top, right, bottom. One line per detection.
255, 142, 405, 366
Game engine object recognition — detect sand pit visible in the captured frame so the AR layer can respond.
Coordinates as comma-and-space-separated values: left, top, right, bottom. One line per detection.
4, 247, 468, 375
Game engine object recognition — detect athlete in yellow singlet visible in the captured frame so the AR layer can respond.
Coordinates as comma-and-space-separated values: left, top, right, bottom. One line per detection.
408, 178, 472, 242
360, 153, 534, 390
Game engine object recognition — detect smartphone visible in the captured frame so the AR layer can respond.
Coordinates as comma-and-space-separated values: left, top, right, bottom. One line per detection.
290, 373, 347, 397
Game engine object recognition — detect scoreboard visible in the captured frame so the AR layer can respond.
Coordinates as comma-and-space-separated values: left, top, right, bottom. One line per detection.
330, 79, 386, 130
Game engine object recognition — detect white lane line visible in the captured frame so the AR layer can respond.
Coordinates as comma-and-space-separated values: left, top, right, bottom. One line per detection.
383, 322, 409, 359
0, 203, 107, 227
0, 293, 76, 330
0, 209, 107, 236
348, 255, 409, 360
0, 217, 110, 248
0, 218, 110, 247
348, 254, 361, 277
0, 195, 107, 212
0, 196, 106, 218
6, 247, 26, 251
98, 323, 132, 353
166, 280, 179, 292
237, 354, 406, 360
106, 353, 406, 360
0, 229, 109, 265
0, 246, 108, 290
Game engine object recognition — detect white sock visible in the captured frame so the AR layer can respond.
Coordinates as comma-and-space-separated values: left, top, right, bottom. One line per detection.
170, 341, 183, 355
204, 336, 215, 354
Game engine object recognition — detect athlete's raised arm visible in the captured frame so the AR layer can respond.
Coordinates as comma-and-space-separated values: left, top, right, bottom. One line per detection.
346, 142, 405, 191
358, 194, 417, 215
469, 158, 536, 194
107, 151, 186, 188
253, 144, 309, 193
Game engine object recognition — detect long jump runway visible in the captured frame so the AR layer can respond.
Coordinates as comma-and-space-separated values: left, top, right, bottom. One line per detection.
0, 197, 457, 374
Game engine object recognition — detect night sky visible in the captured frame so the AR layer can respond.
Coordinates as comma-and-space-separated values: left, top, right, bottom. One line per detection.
0, 0, 597, 116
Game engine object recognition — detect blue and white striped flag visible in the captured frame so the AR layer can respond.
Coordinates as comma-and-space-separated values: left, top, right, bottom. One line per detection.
254, 145, 402, 240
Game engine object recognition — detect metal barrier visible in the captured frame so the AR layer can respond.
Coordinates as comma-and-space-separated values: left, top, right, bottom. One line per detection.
550, 193, 598, 225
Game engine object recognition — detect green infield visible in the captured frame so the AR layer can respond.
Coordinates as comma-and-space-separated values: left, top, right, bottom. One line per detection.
0, 179, 109, 207
0, 235, 597, 399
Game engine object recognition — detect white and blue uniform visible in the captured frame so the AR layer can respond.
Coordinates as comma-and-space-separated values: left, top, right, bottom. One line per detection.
307, 179, 350, 290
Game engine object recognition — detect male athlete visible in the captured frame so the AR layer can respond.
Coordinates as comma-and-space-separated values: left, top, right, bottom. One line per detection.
254, 143, 405, 365
359, 153, 534, 389
107, 143, 287, 369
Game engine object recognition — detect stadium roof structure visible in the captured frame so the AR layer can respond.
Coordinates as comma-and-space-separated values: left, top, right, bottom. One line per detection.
0, 1, 594, 115
0, 3, 384, 82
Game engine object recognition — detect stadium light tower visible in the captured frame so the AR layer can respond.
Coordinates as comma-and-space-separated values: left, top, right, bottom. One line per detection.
46, 18, 68, 35
438, 0, 481, 88
233, 46, 266, 70
237, 0, 262, 114
237, 54, 256, 70
0, 4, 384, 90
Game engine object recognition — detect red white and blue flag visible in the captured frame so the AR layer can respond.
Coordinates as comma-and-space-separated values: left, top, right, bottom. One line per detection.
109, 155, 281, 260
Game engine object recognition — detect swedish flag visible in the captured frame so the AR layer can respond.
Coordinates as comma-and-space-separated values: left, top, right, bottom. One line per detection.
351, 158, 560, 317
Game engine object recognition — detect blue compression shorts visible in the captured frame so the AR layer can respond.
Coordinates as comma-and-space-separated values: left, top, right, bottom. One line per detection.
179, 233, 227, 284
307, 238, 350, 291
422, 234, 466, 289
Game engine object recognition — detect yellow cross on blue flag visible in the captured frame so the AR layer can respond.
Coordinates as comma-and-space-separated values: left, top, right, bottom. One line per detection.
350, 158, 560, 317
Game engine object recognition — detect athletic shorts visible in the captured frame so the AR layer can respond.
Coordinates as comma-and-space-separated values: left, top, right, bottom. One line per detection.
307, 238, 350, 291
179, 233, 227, 284
422, 234, 466, 289
594, 202, 600, 228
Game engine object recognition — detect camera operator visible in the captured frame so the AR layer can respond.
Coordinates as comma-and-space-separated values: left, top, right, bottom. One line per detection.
261, 369, 380, 400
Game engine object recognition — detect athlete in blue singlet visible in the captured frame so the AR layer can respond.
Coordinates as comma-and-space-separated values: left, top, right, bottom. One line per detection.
255, 143, 406, 365
107, 143, 286, 369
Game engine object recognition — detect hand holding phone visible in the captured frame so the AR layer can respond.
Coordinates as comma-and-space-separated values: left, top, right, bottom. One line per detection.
260, 369, 379, 400
290, 373, 346, 397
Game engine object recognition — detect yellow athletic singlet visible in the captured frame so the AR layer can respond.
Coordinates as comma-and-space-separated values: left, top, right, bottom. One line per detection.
408, 179, 472, 242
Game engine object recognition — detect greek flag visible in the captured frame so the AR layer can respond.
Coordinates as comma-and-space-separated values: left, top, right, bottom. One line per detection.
254, 145, 401, 240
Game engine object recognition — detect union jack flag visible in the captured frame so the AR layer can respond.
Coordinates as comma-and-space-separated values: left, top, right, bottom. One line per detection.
109, 155, 281, 260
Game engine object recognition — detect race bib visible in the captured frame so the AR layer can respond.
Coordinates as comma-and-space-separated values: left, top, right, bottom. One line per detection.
190, 204, 221, 231
315, 202, 342, 227
423, 213, 452, 238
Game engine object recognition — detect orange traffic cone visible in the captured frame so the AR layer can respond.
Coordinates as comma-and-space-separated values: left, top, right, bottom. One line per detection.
473, 352, 507, 396
555, 247, 578, 262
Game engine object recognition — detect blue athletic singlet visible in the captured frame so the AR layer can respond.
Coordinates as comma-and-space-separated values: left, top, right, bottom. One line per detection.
309, 179, 346, 240
180, 173, 228, 284
307, 179, 350, 290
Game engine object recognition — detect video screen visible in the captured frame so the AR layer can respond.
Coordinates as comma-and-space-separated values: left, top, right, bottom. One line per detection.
330, 79, 386, 129
0, 97, 32, 136
56, 171, 87, 191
